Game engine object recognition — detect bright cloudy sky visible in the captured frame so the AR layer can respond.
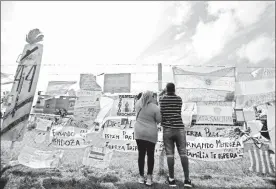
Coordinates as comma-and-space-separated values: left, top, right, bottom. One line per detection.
1, 1, 275, 92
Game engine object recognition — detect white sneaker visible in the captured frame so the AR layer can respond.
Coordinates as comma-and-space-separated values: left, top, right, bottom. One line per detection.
138, 175, 145, 184
146, 175, 153, 186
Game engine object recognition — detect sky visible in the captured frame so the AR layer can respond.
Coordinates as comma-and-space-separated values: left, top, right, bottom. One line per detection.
1, 1, 275, 93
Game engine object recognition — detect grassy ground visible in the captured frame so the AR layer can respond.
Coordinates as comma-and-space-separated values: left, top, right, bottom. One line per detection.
1, 130, 275, 189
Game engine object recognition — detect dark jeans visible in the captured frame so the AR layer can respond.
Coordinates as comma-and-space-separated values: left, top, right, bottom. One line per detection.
136, 139, 155, 176
163, 127, 189, 180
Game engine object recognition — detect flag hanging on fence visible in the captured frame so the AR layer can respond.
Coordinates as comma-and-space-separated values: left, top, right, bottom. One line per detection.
172, 66, 235, 102
235, 68, 275, 109
248, 145, 275, 175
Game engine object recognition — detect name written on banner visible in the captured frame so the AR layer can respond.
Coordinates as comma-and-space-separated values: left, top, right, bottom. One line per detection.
49, 126, 88, 148
187, 148, 244, 161
186, 126, 242, 138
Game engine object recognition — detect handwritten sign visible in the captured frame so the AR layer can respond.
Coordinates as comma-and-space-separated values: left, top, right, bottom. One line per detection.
235, 92, 275, 109
196, 102, 233, 125
1, 43, 43, 141
82, 146, 113, 169
73, 105, 100, 121
36, 117, 52, 131
49, 126, 88, 148
187, 148, 243, 161
74, 93, 101, 107
18, 146, 64, 168
104, 73, 131, 93
186, 126, 242, 138
117, 95, 137, 116
45, 81, 77, 96
80, 74, 102, 91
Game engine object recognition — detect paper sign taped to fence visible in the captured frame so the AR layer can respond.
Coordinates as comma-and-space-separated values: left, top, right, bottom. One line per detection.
49, 125, 88, 148
187, 147, 243, 161
104, 73, 131, 93
18, 146, 64, 168
186, 125, 242, 138
36, 118, 52, 131
75, 95, 101, 107
82, 146, 113, 169
80, 74, 102, 91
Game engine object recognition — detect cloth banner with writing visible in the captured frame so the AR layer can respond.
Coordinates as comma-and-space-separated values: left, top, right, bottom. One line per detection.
196, 102, 234, 125
18, 146, 64, 168
35, 117, 52, 131
49, 125, 88, 148
235, 68, 275, 108
267, 104, 275, 153
173, 66, 235, 102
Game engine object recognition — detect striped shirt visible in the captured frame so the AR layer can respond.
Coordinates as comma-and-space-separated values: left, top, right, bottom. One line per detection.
159, 94, 184, 128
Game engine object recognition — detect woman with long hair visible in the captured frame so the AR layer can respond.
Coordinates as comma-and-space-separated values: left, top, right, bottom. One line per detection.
134, 91, 161, 186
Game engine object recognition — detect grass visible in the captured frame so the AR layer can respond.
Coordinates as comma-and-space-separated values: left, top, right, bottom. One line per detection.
1, 130, 275, 189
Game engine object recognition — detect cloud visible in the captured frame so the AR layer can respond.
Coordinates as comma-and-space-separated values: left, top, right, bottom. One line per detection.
207, 1, 272, 27
191, 11, 238, 62
237, 35, 275, 64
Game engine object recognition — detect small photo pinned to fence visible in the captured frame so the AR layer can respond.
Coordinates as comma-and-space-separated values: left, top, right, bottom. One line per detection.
82, 145, 114, 169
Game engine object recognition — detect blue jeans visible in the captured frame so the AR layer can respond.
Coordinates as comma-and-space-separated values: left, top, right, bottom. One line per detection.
163, 127, 187, 157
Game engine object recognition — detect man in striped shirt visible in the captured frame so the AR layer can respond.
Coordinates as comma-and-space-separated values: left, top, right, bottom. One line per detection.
159, 83, 192, 188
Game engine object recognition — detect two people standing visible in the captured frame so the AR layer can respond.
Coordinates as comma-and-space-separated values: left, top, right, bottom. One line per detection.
134, 83, 192, 187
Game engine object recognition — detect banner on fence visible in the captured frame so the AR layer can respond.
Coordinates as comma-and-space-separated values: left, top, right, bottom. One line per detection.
187, 147, 243, 161
74, 93, 101, 107
173, 67, 235, 102
235, 68, 275, 108
1, 42, 43, 141
186, 125, 242, 138
104, 73, 131, 93
18, 146, 64, 168
196, 102, 233, 125
267, 104, 275, 153
49, 125, 88, 148
45, 81, 77, 96
74, 105, 100, 121
116, 95, 137, 116
82, 146, 113, 169
35, 117, 52, 131
79, 74, 102, 91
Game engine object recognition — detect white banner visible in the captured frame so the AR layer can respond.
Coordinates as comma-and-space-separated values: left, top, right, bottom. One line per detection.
18, 146, 64, 168
46, 81, 77, 96
104, 73, 131, 93
36, 117, 52, 131
267, 104, 275, 153
196, 102, 233, 125
73, 105, 100, 121
49, 125, 89, 148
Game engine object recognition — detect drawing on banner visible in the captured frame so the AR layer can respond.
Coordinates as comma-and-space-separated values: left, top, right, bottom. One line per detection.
74, 91, 102, 107
1, 29, 44, 142
18, 146, 64, 168
196, 102, 233, 125
79, 74, 102, 91
45, 81, 77, 96
104, 73, 131, 93
82, 146, 114, 169
117, 95, 136, 116
49, 125, 88, 148
74, 105, 100, 121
